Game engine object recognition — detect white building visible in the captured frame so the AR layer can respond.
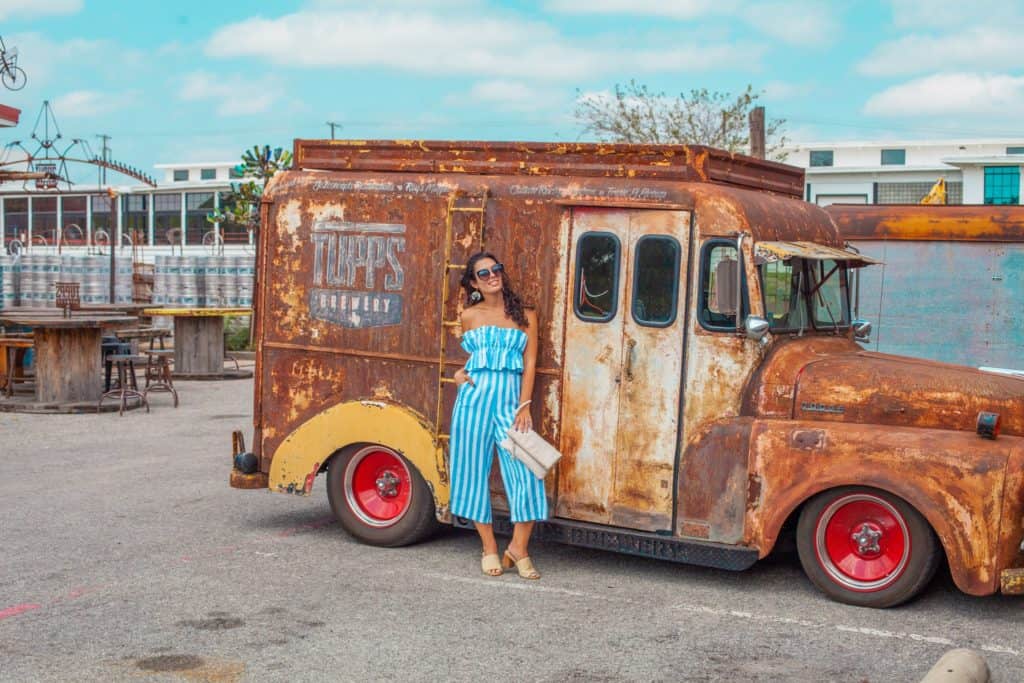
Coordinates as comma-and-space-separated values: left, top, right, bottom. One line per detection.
783, 139, 1024, 206
1, 161, 251, 258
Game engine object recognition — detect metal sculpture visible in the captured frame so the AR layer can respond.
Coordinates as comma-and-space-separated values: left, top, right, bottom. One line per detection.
0, 100, 156, 189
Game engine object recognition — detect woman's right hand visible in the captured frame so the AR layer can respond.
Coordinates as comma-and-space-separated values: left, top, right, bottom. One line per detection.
454, 367, 474, 387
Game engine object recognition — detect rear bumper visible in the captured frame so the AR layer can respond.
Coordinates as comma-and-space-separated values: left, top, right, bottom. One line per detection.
1001, 568, 1024, 595
230, 469, 268, 489
229, 429, 268, 489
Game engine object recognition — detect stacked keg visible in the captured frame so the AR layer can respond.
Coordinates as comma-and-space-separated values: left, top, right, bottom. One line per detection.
0, 255, 19, 309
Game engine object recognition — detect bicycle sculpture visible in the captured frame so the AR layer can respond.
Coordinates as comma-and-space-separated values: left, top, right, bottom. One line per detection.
0, 36, 26, 91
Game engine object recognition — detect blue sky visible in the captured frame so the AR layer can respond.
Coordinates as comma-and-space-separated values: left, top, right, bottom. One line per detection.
3, 0, 1023, 182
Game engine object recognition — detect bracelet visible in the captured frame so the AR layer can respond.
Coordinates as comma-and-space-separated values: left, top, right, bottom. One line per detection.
515, 400, 532, 413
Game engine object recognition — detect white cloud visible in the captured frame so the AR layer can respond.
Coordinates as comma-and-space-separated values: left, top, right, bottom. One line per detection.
545, 0, 728, 19
204, 9, 762, 80
544, 0, 835, 45
4, 32, 106, 86
762, 80, 814, 102
446, 80, 567, 112
887, 0, 1022, 30
0, 0, 81, 20
858, 26, 1023, 77
179, 71, 282, 117
745, 3, 839, 46
863, 73, 1024, 117
50, 90, 136, 117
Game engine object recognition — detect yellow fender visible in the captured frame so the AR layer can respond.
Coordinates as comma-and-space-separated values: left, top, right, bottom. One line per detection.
268, 400, 449, 519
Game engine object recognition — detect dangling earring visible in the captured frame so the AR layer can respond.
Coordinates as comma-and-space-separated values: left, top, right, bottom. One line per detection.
470, 289, 482, 303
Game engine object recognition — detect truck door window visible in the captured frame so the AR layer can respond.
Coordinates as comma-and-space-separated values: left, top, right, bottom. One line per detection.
809, 259, 850, 329
631, 235, 681, 327
759, 257, 850, 332
574, 232, 620, 322
699, 240, 746, 330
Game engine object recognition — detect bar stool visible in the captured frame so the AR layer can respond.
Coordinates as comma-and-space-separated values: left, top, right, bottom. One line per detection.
1, 338, 34, 397
144, 349, 178, 407
101, 336, 132, 391
98, 353, 150, 416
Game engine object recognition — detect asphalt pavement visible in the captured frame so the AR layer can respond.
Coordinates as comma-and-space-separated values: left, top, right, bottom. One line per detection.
1, 369, 1022, 682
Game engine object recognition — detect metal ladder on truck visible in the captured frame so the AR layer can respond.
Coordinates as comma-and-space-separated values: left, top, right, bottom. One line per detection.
433, 188, 489, 481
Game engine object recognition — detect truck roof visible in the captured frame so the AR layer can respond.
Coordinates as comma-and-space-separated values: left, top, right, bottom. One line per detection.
293, 139, 804, 200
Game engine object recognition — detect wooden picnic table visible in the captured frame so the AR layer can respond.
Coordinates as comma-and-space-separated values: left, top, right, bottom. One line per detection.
143, 307, 252, 380
0, 311, 136, 405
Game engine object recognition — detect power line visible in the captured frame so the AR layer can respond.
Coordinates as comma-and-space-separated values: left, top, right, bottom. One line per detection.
326, 121, 343, 139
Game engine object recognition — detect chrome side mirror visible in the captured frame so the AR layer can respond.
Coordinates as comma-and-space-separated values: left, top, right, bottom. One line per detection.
852, 319, 872, 341
745, 315, 770, 341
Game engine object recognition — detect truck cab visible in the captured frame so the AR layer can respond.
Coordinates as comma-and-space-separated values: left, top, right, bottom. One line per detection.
231, 140, 1024, 608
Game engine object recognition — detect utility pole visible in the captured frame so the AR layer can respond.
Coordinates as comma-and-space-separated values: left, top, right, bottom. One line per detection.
749, 106, 766, 159
96, 133, 111, 184
326, 121, 342, 139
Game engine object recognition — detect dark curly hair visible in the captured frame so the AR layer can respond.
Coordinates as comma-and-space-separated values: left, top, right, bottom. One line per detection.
460, 251, 529, 329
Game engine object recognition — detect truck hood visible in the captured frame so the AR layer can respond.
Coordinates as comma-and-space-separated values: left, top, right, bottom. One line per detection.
744, 336, 1024, 436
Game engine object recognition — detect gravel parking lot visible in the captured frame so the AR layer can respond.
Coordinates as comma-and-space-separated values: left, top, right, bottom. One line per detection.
2, 370, 1022, 682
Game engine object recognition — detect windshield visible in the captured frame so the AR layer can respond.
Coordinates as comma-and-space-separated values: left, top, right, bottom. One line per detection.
760, 257, 850, 332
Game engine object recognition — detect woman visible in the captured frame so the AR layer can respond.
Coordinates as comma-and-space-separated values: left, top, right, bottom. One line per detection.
450, 251, 548, 579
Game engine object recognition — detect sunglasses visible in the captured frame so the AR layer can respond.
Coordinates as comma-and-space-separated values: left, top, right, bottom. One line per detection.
474, 263, 505, 280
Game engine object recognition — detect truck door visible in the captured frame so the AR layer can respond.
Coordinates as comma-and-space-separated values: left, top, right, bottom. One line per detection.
558, 208, 690, 532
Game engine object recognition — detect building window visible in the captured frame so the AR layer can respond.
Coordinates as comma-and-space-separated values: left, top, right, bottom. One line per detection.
173, 169, 189, 182
154, 193, 182, 245
91, 195, 114, 244
4, 197, 28, 247
877, 181, 963, 205
228, 166, 244, 179
32, 197, 58, 246
218, 191, 249, 244
200, 168, 216, 180
61, 196, 88, 245
880, 149, 906, 166
124, 195, 149, 245
809, 150, 833, 167
186, 192, 215, 246
984, 166, 1020, 205
1006, 147, 1024, 155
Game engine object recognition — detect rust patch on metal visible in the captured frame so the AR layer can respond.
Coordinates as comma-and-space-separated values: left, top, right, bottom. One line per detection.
679, 418, 753, 544
293, 139, 804, 198
1001, 568, 1024, 594
229, 470, 268, 489
746, 419, 1016, 595
827, 203, 1024, 242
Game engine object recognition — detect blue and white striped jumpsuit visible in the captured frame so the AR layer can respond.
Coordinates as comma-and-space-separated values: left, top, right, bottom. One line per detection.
449, 325, 549, 524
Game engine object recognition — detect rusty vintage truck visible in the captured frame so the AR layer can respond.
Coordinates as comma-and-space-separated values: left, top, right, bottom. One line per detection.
230, 140, 1024, 608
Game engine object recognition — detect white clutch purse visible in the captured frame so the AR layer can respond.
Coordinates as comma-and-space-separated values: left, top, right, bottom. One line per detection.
500, 428, 563, 480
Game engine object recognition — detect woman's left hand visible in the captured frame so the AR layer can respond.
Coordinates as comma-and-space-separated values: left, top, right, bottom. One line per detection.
513, 406, 533, 433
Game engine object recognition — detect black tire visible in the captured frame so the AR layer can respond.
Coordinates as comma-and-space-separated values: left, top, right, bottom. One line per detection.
796, 486, 941, 608
326, 444, 439, 547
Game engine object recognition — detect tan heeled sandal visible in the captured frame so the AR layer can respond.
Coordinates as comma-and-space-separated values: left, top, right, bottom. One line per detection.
481, 552, 504, 577
502, 549, 540, 580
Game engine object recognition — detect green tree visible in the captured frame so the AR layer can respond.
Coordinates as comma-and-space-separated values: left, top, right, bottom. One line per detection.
207, 145, 293, 244
207, 145, 293, 347
574, 81, 788, 160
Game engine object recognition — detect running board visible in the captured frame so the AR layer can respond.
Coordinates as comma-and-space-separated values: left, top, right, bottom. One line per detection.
451, 515, 759, 572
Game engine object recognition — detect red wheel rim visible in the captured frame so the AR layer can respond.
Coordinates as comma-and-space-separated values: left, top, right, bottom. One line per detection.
814, 493, 910, 592
343, 447, 413, 528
